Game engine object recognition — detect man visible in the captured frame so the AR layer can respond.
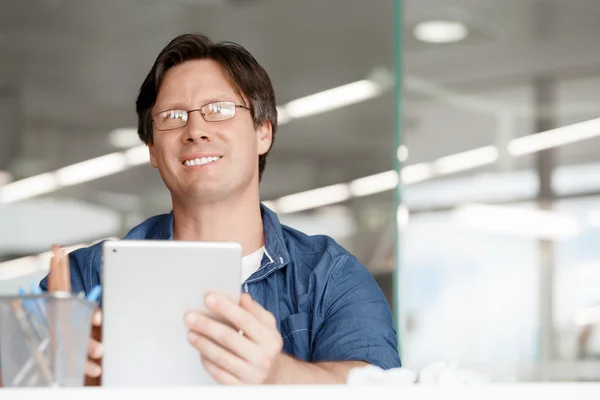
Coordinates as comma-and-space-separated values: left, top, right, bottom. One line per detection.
40, 33, 401, 385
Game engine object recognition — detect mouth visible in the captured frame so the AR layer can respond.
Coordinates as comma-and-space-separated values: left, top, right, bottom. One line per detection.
182, 156, 223, 167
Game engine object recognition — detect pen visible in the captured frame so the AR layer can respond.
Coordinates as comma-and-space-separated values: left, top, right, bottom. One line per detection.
86, 285, 102, 304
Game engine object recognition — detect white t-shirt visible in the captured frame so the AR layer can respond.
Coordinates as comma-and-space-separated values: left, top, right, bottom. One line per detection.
241, 246, 265, 283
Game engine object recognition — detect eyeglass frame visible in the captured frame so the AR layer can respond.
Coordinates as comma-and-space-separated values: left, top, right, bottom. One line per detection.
151, 101, 253, 132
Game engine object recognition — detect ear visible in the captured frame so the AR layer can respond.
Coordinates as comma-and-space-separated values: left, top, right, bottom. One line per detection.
257, 121, 273, 156
148, 143, 159, 169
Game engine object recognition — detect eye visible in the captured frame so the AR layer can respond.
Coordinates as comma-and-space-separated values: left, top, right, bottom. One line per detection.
165, 110, 187, 121
203, 102, 236, 119
205, 103, 220, 115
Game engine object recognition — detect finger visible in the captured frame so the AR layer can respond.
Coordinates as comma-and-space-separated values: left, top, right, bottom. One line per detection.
204, 293, 268, 341
185, 313, 263, 366
201, 357, 242, 385
92, 309, 102, 326
240, 294, 276, 327
85, 360, 102, 378
188, 332, 259, 382
88, 338, 104, 360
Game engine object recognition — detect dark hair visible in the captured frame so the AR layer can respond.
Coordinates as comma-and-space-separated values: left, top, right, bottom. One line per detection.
136, 33, 277, 181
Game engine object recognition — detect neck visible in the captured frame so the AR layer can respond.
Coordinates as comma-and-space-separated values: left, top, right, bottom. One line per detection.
171, 190, 264, 257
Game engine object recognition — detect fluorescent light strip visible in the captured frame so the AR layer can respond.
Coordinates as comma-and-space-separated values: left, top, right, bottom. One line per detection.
508, 117, 600, 156
276, 106, 292, 125
396, 203, 410, 229
4, 162, 598, 277
349, 170, 399, 197
433, 145, 498, 174
413, 20, 469, 44
0, 143, 496, 207
275, 184, 351, 214
0, 78, 388, 205
0, 238, 118, 281
401, 163, 435, 184
125, 144, 150, 166
4, 90, 600, 207
0, 173, 58, 204
261, 200, 277, 211
272, 146, 499, 214
0, 150, 143, 204
284, 80, 383, 119
56, 152, 128, 187
108, 128, 140, 149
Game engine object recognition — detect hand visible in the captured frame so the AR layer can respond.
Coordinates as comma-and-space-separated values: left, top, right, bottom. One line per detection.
85, 308, 103, 383
185, 293, 284, 385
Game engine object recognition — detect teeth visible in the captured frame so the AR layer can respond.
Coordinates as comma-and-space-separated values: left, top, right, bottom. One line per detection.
184, 156, 221, 166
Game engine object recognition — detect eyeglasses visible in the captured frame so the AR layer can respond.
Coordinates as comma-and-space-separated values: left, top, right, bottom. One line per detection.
152, 101, 252, 131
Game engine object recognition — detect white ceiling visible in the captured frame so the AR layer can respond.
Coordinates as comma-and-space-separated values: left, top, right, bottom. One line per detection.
1, 0, 600, 261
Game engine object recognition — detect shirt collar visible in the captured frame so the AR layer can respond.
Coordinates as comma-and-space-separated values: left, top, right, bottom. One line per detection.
149, 203, 290, 270
259, 203, 290, 270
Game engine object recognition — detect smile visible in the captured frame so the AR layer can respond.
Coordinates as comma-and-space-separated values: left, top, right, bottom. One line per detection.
182, 156, 222, 167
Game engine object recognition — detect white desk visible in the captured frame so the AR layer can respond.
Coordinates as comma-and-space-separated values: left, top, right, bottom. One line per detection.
1, 384, 600, 400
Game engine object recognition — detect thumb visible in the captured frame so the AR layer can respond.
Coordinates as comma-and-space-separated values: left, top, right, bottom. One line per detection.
240, 293, 275, 326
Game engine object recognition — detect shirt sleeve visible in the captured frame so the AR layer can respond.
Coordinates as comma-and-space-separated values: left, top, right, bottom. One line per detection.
311, 254, 401, 369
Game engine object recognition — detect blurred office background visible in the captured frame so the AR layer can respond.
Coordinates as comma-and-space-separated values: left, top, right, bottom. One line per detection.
1, 0, 600, 383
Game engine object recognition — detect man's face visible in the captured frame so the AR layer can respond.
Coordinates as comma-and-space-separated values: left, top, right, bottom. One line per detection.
149, 59, 272, 204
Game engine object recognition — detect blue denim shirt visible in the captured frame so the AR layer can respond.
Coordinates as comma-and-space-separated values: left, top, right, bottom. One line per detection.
40, 204, 401, 369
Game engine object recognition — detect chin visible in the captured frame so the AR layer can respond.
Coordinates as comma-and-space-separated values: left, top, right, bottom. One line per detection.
184, 186, 231, 204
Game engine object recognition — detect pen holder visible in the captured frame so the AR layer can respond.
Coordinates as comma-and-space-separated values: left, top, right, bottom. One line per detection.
0, 292, 95, 387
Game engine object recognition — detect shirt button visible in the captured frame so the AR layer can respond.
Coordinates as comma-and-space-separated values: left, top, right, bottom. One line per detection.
279, 257, 284, 264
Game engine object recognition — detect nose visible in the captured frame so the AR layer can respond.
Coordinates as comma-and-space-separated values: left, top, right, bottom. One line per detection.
182, 110, 212, 143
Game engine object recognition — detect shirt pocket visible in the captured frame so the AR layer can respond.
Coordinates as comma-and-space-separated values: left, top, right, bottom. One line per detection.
280, 312, 311, 361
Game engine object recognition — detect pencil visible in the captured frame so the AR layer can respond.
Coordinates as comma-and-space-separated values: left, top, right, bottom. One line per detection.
48, 245, 71, 293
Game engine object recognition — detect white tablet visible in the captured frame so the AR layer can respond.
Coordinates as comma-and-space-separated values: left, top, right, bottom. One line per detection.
101, 240, 242, 387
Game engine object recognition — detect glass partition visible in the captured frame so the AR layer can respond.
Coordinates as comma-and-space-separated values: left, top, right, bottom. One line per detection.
398, 0, 600, 382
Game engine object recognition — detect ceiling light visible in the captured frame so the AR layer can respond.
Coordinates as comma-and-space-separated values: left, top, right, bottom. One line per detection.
508, 117, 600, 156
452, 204, 580, 240
55, 153, 128, 187
0, 239, 115, 281
397, 203, 410, 229
284, 80, 382, 119
109, 128, 140, 149
2, 77, 390, 204
397, 145, 409, 163
433, 145, 498, 174
0, 173, 58, 204
125, 145, 150, 166
413, 20, 469, 44
349, 170, 399, 197
261, 200, 277, 212
275, 184, 351, 214
401, 163, 435, 184
276, 106, 292, 125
